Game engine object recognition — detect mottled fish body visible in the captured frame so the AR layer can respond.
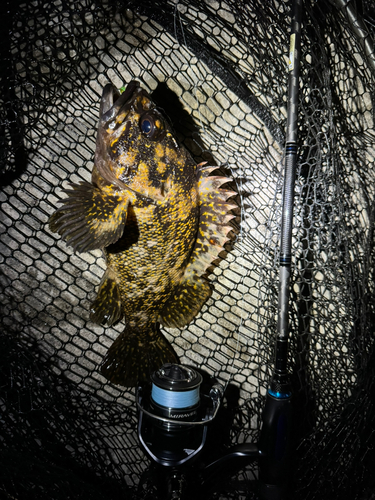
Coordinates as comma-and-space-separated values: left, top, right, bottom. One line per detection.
49, 81, 236, 386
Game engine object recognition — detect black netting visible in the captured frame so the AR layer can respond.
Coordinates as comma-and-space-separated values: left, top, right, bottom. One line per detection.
1, 0, 375, 499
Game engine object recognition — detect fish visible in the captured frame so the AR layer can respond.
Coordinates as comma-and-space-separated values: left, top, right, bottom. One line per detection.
49, 80, 236, 387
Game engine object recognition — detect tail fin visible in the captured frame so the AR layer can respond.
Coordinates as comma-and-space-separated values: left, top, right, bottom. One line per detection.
100, 323, 178, 387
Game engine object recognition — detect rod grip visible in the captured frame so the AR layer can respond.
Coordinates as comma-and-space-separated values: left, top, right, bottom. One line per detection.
258, 391, 292, 500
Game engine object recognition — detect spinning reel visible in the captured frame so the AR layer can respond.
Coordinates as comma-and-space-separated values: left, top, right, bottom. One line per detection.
137, 363, 223, 468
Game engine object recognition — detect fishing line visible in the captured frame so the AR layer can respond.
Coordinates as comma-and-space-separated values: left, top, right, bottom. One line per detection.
223, 161, 248, 391
151, 384, 200, 409
172, 1, 248, 383
174, 2, 209, 142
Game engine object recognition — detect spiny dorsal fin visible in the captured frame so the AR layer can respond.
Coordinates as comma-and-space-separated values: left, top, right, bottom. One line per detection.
186, 164, 236, 276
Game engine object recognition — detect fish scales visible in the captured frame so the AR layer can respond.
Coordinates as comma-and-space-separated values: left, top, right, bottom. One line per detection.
49, 81, 236, 387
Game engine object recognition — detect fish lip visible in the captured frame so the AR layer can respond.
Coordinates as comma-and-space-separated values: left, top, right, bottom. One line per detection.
99, 80, 141, 124
100, 83, 118, 116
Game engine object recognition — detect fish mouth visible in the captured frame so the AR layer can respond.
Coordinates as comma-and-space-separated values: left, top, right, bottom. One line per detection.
99, 80, 142, 124
95, 80, 160, 204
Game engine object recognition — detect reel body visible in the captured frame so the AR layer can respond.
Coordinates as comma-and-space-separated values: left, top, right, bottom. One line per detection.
137, 363, 222, 467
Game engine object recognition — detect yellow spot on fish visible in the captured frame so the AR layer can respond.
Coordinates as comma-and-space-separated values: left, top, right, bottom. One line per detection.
116, 111, 128, 124
155, 143, 164, 158
165, 147, 178, 162
157, 162, 167, 174
141, 96, 151, 109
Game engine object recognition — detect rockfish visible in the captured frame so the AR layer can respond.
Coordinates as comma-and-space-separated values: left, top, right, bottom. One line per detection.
49, 81, 236, 387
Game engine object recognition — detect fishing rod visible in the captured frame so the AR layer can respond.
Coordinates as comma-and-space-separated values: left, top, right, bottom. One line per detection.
258, 0, 303, 498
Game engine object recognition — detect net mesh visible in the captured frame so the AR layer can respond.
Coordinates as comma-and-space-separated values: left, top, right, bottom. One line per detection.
1, 0, 375, 498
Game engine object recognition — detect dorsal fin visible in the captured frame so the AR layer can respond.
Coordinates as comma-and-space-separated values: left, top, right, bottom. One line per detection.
185, 164, 237, 277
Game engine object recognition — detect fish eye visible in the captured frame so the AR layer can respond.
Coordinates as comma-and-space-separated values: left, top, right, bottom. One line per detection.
140, 112, 164, 140
141, 118, 152, 134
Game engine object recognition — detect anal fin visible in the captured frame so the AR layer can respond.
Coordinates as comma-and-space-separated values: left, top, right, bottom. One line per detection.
49, 181, 136, 252
90, 269, 123, 326
159, 276, 212, 329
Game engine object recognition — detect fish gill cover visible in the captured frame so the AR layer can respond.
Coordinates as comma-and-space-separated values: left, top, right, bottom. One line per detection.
0, 0, 375, 499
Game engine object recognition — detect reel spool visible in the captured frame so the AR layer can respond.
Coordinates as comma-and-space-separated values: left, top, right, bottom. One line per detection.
150, 364, 202, 424
137, 363, 223, 467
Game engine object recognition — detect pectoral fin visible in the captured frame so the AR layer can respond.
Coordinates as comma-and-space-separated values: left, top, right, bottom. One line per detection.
49, 181, 136, 252
90, 269, 123, 326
